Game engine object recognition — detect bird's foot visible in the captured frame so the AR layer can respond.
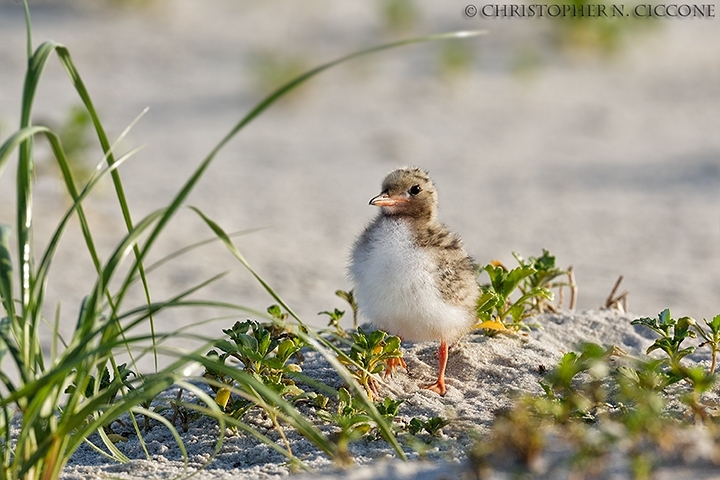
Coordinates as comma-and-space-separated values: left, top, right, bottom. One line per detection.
383, 357, 408, 378
421, 379, 446, 396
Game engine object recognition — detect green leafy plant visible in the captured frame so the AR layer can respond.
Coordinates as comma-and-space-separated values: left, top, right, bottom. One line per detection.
475, 250, 575, 333
316, 389, 406, 465
692, 314, 720, 374
513, 249, 577, 313
375, 396, 403, 419
476, 263, 550, 332
338, 327, 403, 399
408, 415, 450, 438
631, 309, 696, 370
204, 315, 306, 415
319, 308, 348, 338
630, 309, 720, 421
200, 307, 313, 457
316, 388, 377, 465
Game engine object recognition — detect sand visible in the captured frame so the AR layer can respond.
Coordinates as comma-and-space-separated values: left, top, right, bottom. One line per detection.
58, 309, 720, 479
0, 0, 719, 478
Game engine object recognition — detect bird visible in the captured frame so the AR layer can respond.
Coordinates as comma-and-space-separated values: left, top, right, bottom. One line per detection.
349, 167, 479, 395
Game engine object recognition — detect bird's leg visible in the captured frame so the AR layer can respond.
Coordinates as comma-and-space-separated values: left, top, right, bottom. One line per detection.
422, 340, 448, 396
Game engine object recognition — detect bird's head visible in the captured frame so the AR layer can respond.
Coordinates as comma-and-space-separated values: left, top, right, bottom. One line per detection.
369, 167, 438, 220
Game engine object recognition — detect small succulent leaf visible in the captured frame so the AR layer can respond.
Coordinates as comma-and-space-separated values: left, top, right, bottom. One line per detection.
425, 416, 450, 435
645, 342, 662, 355
338, 387, 352, 406
235, 333, 259, 352
257, 330, 273, 356
263, 357, 285, 371
267, 304, 283, 320
476, 289, 498, 313
215, 387, 232, 408
533, 287, 554, 301
483, 264, 507, 292
675, 316, 694, 340
676, 346, 696, 359
408, 417, 424, 435
502, 266, 536, 298
276, 338, 299, 361
368, 329, 386, 347
707, 314, 720, 335
631, 316, 666, 336
658, 308, 672, 324
474, 319, 506, 331
506, 304, 526, 323
533, 249, 556, 271
384, 335, 401, 351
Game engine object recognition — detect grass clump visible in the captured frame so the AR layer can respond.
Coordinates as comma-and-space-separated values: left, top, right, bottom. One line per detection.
0, 4, 484, 478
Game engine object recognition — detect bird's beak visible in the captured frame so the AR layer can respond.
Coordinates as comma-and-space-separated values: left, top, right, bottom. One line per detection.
369, 193, 408, 207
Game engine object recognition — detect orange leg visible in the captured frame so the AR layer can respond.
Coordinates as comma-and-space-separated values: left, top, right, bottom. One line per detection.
422, 340, 448, 396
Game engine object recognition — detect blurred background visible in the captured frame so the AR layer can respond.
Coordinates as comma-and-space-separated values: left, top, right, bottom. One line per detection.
0, 0, 718, 358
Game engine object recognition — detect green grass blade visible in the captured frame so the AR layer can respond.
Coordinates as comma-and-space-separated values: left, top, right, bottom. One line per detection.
17, 41, 65, 319
0, 225, 14, 321
22, 0, 32, 58
52, 43, 160, 371
189, 206, 305, 325
133, 227, 268, 281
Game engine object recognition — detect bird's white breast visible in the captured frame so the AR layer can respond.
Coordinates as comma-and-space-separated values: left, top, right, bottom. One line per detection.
349, 219, 473, 343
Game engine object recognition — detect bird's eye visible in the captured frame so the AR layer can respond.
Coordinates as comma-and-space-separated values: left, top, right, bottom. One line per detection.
409, 185, 421, 196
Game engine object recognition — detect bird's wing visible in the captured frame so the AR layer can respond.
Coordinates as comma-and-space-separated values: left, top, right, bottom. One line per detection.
420, 223, 479, 309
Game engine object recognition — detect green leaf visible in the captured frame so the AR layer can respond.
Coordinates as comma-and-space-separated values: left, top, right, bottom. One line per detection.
369, 329, 386, 347
675, 316, 695, 341
267, 305, 284, 320
384, 335, 401, 351
408, 417, 424, 435
502, 266, 536, 298
506, 304, 526, 323
706, 314, 720, 335
533, 249, 556, 272
658, 308, 673, 327
424, 416, 450, 436
213, 339, 238, 355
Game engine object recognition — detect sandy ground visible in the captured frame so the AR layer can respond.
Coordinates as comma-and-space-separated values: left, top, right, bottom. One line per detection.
57, 310, 720, 479
0, 0, 719, 478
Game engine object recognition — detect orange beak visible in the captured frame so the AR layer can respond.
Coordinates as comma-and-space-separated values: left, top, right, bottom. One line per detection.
369, 193, 409, 207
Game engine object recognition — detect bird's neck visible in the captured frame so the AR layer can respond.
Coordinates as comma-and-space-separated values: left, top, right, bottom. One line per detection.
381, 212, 437, 231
